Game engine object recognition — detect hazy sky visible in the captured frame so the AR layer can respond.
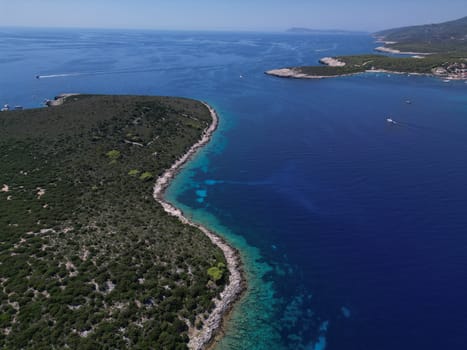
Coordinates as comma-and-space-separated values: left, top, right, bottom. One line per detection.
2, 0, 467, 32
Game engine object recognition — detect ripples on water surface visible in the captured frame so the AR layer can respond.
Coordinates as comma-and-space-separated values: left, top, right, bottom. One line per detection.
1, 28, 467, 349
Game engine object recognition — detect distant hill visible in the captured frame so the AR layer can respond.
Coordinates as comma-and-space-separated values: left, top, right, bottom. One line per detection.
286, 27, 362, 35
374, 16, 467, 52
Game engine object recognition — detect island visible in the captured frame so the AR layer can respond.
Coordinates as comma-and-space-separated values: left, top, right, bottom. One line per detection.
267, 16, 467, 81
286, 27, 361, 35
0, 95, 244, 349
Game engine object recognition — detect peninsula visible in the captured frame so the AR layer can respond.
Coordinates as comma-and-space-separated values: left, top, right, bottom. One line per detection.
0, 95, 244, 349
267, 16, 467, 81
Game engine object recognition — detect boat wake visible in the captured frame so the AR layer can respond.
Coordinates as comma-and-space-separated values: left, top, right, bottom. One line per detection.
35, 64, 220, 80
36, 73, 86, 79
315, 44, 338, 52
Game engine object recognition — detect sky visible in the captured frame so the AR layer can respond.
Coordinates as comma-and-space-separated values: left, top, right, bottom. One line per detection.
2, 0, 467, 32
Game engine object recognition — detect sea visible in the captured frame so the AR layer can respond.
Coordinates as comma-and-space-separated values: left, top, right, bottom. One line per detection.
1, 28, 467, 350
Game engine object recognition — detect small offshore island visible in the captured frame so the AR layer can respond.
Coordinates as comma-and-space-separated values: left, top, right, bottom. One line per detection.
268, 16, 467, 81
0, 95, 244, 349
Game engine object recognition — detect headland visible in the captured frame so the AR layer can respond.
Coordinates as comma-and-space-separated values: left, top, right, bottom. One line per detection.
0, 94, 245, 349
267, 16, 467, 81
266, 53, 467, 81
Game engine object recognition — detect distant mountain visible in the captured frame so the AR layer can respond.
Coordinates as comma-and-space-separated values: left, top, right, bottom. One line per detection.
374, 16, 467, 52
286, 27, 362, 35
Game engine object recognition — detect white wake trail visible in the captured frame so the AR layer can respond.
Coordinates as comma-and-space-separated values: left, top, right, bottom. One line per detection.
36, 73, 84, 79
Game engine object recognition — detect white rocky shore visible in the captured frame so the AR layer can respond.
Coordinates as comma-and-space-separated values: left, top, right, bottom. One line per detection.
319, 57, 346, 67
266, 57, 347, 79
373, 36, 432, 55
374, 45, 431, 56
45, 93, 80, 106
153, 103, 245, 350
265, 68, 328, 79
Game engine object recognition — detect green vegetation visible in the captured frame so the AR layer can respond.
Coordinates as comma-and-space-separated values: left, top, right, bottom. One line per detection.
291, 63, 362, 77
139, 171, 154, 182
207, 263, 227, 283
128, 169, 140, 176
374, 16, 467, 53
106, 150, 121, 161
0, 95, 227, 349
288, 53, 467, 78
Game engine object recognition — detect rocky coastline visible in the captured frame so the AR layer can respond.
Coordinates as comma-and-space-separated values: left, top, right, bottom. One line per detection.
153, 103, 246, 350
374, 45, 431, 55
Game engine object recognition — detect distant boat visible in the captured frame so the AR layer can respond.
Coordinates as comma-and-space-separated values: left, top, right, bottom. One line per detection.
387, 118, 397, 124
1, 104, 10, 112
405, 100, 412, 104
443, 79, 451, 83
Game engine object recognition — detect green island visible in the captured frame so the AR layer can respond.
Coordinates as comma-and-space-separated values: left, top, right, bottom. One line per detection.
267, 16, 467, 80
0, 95, 230, 349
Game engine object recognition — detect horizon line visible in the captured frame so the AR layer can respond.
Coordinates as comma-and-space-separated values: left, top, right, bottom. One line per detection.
0, 24, 373, 34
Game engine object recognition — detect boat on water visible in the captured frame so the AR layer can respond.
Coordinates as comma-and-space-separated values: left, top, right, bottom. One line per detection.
1, 104, 24, 111
405, 100, 412, 104
387, 118, 397, 124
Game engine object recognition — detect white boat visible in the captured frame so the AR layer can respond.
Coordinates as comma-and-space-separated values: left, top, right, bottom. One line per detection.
1, 104, 10, 112
387, 118, 397, 124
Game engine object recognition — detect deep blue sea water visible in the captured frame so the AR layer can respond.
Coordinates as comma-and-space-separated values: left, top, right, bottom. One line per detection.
2, 28, 467, 350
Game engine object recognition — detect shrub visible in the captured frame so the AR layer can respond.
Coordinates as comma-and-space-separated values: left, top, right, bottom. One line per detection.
139, 172, 154, 182
207, 267, 223, 282
106, 150, 121, 161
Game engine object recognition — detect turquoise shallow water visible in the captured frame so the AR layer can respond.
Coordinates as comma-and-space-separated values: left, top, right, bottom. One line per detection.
165, 104, 339, 350
2, 28, 467, 349
165, 114, 285, 350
